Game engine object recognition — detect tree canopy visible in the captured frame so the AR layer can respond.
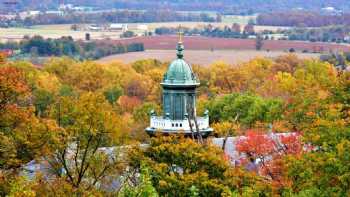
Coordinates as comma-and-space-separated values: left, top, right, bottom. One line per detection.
0, 53, 349, 196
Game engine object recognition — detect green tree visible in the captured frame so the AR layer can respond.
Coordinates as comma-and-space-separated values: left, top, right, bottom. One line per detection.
104, 86, 123, 105
206, 93, 284, 128
129, 136, 271, 196
33, 88, 54, 117
119, 164, 158, 197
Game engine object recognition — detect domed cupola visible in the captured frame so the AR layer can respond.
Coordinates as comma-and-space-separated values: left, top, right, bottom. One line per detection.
161, 37, 199, 87
145, 27, 213, 137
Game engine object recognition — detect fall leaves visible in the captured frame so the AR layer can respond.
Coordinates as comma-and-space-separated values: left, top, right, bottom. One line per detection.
129, 136, 270, 196
236, 132, 302, 190
0, 53, 349, 196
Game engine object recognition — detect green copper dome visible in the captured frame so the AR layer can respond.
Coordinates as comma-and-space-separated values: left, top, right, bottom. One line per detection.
161, 42, 199, 86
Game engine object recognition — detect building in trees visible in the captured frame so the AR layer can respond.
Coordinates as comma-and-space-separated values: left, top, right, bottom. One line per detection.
146, 32, 213, 137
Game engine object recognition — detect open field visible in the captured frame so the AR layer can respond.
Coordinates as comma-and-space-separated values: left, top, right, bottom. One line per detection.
221, 15, 257, 24
0, 22, 289, 41
130, 22, 289, 32
0, 25, 122, 41
97, 49, 320, 66
113, 35, 350, 52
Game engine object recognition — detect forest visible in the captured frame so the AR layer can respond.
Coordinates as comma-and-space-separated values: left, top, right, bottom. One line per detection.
155, 24, 255, 39
257, 11, 350, 27
0, 10, 218, 27
0, 52, 349, 196
281, 26, 350, 43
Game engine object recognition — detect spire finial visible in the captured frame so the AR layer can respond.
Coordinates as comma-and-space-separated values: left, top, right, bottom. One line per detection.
178, 25, 184, 43
176, 25, 184, 59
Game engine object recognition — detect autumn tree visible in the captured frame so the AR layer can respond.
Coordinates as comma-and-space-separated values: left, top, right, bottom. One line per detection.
0, 52, 7, 64
0, 66, 57, 170
207, 62, 236, 94
212, 119, 240, 150
284, 121, 350, 196
129, 135, 272, 196
0, 66, 60, 195
43, 57, 76, 80
45, 93, 128, 193
236, 131, 302, 193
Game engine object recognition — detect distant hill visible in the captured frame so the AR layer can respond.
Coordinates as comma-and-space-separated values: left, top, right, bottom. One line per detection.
2, 0, 350, 13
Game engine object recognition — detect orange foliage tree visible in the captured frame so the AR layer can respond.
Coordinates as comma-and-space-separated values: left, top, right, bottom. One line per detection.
0, 52, 7, 64
236, 131, 302, 190
117, 95, 142, 113
0, 67, 29, 110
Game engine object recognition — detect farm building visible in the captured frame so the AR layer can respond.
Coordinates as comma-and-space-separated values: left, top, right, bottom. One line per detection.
88, 24, 102, 31
0, 14, 16, 20
19, 10, 41, 19
137, 24, 148, 31
109, 24, 128, 32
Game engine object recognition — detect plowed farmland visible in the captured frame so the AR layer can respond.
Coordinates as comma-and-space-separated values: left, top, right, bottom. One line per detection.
97, 50, 319, 66
114, 35, 350, 52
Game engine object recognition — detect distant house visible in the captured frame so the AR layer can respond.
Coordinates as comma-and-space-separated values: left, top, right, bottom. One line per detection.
45, 10, 64, 16
109, 24, 128, 32
263, 33, 288, 40
322, 6, 335, 12
137, 24, 148, 31
0, 14, 16, 20
344, 35, 350, 42
19, 11, 41, 19
248, 35, 257, 39
72, 6, 94, 12
321, 7, 342, 15
88, 25, 102, 31
58, 3, 74, 11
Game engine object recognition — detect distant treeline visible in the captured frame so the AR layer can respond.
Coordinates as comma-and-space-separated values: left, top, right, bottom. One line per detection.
155, 24, 350, 44
155, 24, 255, 38
0, 10, 218, 27
6, 0, 350, 14
0, 36, 144, 60
257, 11, 350, 27
281, 26, 350, 43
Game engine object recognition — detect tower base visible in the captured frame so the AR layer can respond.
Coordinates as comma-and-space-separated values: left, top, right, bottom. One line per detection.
145, 127, 213, 138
